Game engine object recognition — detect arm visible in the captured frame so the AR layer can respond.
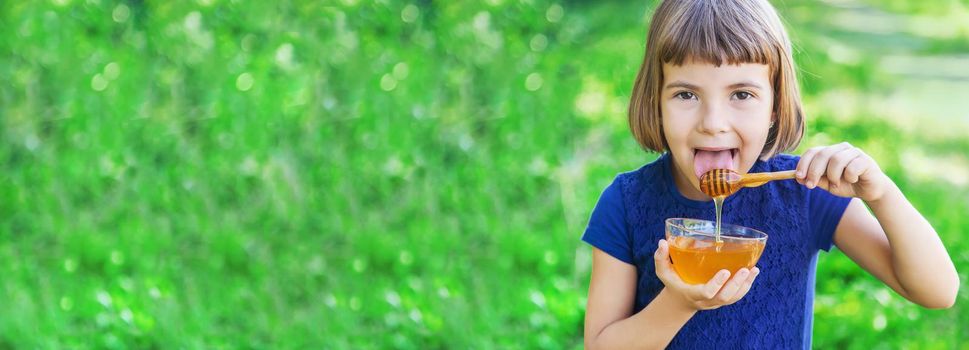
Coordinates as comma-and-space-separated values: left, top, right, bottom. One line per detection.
797, 143, 959, 309
584, 248, 695, 350
834, 191, 959, 309
584, 242, 760, 349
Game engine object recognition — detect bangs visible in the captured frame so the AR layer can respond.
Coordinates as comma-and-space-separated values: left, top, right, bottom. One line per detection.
657, 0, 781, 69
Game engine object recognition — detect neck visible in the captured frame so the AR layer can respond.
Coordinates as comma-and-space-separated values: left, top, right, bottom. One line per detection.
670, 163, 711, 201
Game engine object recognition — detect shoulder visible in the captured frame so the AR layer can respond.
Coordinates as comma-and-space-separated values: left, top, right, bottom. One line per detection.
591, 156, 668, 222
590, 163, 645, 221
596, 175, 625, 208
615, 154, 668, 193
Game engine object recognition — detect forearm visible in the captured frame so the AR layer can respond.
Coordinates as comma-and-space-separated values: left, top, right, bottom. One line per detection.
589, 288, 696, 350
867, 181, 959, 307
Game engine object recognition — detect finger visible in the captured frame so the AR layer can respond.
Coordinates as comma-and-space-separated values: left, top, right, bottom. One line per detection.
654, 240, 683, 286
843, 156, 868, 184
825, 147, 861, 188
697, 269, 731, 300
806, 142, 852, 186
726, 267, 761, 305
796, 147, 823, 181
713, 268, 751, 304
693, 270, 732, 310
805, 143, 851, 188
814, 177, 831, 192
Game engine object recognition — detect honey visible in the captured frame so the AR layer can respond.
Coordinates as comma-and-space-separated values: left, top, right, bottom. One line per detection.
667, 235, 765, 284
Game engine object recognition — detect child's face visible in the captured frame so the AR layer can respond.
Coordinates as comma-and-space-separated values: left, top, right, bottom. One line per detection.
661, 60, 774, 198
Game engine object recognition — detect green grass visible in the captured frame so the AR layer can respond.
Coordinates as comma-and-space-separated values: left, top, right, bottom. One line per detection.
1, 0, 967, 348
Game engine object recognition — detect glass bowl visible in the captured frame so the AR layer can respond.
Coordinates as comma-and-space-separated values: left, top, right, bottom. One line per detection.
665, 218, 768, 284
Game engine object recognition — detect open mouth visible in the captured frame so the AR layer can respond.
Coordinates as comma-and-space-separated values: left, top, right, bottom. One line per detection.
693, 148, 738, 180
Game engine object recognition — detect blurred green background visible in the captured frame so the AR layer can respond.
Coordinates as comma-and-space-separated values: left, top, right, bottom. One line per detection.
1, 0, 968, 348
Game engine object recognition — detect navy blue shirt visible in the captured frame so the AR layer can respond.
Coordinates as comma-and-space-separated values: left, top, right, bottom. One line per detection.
582, 153, 851, 349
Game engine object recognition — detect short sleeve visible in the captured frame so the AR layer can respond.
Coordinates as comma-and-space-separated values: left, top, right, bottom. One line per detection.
808, 187, 852, 252
581, 177, 633, 264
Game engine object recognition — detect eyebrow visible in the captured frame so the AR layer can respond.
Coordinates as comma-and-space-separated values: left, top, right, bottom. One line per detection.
664, 80, 700, 90
727, 81, 765, 90
663, 80, 765, 90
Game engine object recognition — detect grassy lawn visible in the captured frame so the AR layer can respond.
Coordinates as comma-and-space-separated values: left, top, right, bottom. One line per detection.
1, 0, 967, 348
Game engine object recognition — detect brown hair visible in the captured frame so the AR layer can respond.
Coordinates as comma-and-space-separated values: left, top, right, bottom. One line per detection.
628, 0, 805, 158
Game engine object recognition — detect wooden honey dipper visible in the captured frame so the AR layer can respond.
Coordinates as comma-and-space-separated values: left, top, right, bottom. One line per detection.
699, 169, 797, 197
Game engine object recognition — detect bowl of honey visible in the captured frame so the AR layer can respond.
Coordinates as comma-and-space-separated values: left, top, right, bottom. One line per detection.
665, 218, 767, 284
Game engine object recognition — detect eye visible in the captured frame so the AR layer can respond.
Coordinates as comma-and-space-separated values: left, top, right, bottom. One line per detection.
674, 91, 697, 100
732, 91, 754, 100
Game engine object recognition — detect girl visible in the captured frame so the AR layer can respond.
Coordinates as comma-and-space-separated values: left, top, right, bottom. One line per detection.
581, 0, 960, 348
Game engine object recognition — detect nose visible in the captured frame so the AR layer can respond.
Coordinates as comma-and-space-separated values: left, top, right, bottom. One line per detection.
697, 102, 731, 135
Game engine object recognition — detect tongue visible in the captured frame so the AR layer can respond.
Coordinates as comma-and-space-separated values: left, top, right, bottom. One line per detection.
694, 150, 734, 179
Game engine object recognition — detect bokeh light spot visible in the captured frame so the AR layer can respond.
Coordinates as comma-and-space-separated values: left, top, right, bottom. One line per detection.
236, 73, 254, 91
401, 4, 419, 23
525, 73, 543, 91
